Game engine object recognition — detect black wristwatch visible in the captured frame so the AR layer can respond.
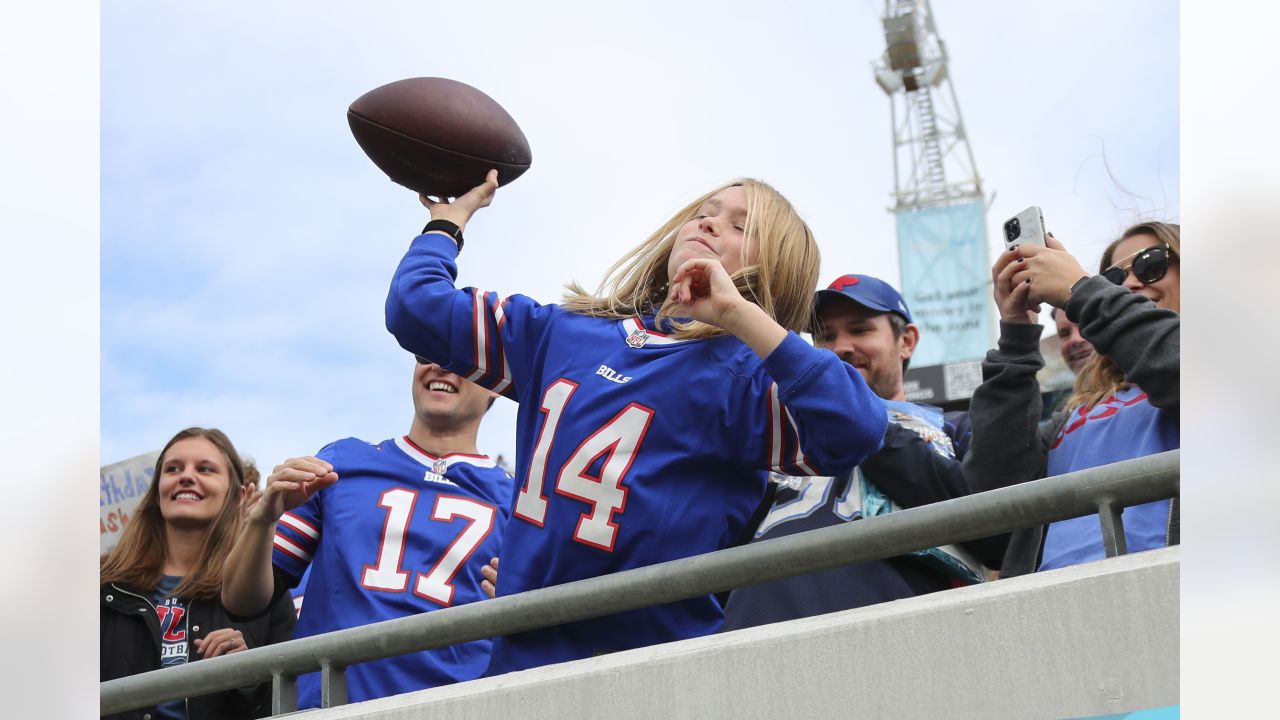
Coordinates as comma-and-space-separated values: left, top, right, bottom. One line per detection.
422, 219, 464, 253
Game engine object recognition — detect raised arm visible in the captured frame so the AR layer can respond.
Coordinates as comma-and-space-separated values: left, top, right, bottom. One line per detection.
1005, 234, 1179, 413
962, 248, 1049, 494
222, 456, 336, 616
669, 256, 886, 475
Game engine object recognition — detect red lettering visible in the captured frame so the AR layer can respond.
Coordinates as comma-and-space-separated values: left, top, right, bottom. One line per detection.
1087, 405, 1119, 421
1055, 392, 1149, 449
1122, 392, 1148, 407
156, 606, 187, 642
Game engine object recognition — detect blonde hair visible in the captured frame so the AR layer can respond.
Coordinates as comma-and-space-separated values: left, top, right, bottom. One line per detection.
99, 427, 247, 600
561, 178, 821, 339
1065, 221, 1180, 412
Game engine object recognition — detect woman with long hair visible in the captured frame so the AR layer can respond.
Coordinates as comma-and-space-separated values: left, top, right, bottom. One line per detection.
964, 222, 1180, 575
383, 171, 887, 673
100, 427, 295, 720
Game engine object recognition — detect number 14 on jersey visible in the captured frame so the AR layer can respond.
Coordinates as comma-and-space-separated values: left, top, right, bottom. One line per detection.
514, 379, 655, 551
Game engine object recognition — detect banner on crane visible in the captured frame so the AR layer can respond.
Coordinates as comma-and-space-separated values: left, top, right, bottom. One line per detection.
895, 200, 992, 370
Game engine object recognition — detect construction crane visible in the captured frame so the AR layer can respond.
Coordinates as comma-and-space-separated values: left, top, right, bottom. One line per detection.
872, 0, 992, 404
874, 0, 983, 210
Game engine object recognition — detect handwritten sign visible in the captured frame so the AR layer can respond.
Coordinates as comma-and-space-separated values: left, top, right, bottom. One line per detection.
100, 450, 160, 555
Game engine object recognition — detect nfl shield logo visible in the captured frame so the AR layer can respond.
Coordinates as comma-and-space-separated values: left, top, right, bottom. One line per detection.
432, 459, 447, 475
626, 328, 649, 348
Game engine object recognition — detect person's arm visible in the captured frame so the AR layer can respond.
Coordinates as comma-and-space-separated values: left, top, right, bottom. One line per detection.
962, 248, 1049, 495
385, 171, 554, 401
1005, 234, 1179, 414
264, 575, 298, 645
669, 256, 887, 476
862, 423, 969, 508
222, 456, 336, 616
961, 322, 1047, 494
1065, 276, 1180, 414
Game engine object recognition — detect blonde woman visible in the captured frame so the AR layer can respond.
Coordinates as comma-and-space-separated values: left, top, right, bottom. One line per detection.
100, 428, 296, 720
964, 222, 1180, 576
384, 171, 887, 673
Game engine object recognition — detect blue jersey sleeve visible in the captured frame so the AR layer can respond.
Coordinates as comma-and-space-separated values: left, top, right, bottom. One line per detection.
270, 442, 337, 586
752, 333, 887, 476
385, 232, 558, 401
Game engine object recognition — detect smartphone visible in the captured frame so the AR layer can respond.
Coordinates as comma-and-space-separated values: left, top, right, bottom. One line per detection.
1002, 206, 1047, 251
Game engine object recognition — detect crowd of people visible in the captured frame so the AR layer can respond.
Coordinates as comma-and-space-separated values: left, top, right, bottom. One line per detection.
100, 171, 1179, 716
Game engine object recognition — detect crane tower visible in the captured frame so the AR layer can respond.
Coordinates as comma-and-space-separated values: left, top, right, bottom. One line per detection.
873, 0, 991, 404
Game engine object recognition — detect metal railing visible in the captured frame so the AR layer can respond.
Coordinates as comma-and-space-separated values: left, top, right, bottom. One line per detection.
101, 449, 1179, 716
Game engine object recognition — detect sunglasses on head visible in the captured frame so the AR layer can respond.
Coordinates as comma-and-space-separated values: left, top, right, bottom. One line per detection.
1101, 243, 1171, 286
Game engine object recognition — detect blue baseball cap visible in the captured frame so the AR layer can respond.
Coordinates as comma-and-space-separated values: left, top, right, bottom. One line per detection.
814, 274, 913, 324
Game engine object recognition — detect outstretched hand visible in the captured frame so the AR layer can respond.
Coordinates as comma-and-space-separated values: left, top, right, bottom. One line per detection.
418, 169, 499, 233
668, 258, 749, 330
251, 457, 339, 524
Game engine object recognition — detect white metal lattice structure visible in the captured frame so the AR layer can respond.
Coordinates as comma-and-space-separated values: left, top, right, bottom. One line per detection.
873, 0, 983, 211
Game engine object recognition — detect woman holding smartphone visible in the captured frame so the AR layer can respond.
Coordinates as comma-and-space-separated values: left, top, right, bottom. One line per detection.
964, 222, 1180, 575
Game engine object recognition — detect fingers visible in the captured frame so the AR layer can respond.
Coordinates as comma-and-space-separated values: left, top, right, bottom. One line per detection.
257, 457, 338, 518
268, 457, 334, 486
239, 483, 262, 519
669, 259, 720, 305
1044, 232, 1067, 251
309, 470, 340, 492
196, 629, 246, 658
480, 557, 499, 599
992, 248, 1021, 280
458, 169, 499, 209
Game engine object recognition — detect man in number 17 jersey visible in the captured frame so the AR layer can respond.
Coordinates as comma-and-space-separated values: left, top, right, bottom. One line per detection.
221, 359, 513, 707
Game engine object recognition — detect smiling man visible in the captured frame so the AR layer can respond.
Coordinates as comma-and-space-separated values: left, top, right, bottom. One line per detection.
1052, 307, 1095, 375
221, 358, 511, 707
722, 274, 1007, 629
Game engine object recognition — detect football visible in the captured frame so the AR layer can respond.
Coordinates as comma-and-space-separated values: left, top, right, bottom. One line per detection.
347, 77, 532, 198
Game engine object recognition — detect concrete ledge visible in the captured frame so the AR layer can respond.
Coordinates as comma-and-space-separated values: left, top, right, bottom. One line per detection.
299, 546, 1179, 720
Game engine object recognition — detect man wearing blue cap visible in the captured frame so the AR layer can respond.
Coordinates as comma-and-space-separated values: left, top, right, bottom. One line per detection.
721, 274, 1006, 629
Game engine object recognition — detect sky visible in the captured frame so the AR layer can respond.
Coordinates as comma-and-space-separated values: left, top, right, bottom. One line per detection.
100, 0, 1179, 470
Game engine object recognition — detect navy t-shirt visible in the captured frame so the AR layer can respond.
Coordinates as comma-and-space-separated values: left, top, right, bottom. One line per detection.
152, 575, 189, 720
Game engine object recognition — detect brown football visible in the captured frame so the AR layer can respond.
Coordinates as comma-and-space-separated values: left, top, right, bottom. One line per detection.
348, 77, 532, 198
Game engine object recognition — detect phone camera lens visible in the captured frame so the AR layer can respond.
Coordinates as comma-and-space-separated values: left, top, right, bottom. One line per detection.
1004, 218, 1021, 242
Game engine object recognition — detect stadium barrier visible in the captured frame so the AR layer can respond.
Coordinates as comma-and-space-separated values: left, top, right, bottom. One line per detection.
100, 449, 1180, 717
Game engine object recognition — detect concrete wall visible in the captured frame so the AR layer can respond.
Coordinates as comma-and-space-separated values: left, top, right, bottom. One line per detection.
298, 546, 1178, 720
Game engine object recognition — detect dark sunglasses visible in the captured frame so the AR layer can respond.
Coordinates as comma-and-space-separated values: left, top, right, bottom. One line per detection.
1101, 244, 1171, 286
414, 355, 433, 365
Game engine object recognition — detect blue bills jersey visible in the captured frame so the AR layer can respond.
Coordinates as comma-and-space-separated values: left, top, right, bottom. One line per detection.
272, 436, 513, 706
385, 233, 886, 673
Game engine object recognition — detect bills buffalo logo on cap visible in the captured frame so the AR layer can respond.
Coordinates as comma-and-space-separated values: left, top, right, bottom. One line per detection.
829, 275, 861, 291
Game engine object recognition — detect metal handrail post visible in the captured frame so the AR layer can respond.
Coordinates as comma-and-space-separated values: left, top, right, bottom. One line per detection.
320, 661, 347, 708
270, 670, 296, 715
1097, 500, 1129, 558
